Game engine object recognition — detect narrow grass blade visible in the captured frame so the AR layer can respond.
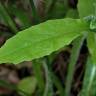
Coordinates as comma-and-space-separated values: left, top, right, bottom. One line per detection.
0, 2, 18, 33
51, 72, 64, 96
29, 0, 40, 23
8, 4, 31, 29
45, 55, 64, 96
46, 0, 58, 14
65, 35, 85, 96
79, 57, 96, 96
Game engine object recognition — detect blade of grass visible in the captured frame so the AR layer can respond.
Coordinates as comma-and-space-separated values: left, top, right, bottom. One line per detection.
45, 55, 65, 96
46, 0, 58, 14
65, 35, 85, 96
29, 0, 40, 23
8, 4, 31, 29
45, 0, 58, 19
0, 2, 18, 33
79, 57, 96, 96
51, 72, 65, 96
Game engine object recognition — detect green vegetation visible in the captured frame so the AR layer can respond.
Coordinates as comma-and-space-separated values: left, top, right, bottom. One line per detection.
0, 0, 96, 96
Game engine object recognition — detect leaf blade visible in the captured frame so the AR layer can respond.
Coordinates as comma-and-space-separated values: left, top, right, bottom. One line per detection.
0, 18, 89, 64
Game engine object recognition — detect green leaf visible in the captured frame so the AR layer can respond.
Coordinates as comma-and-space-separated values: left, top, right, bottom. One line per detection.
0, 18, 89, 64
87, 32, 96, 64
78, 0, 95, 18
18, 77, 37, 94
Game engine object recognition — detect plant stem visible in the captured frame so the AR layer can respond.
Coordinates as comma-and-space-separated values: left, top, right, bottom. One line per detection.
43, 59, 53, 96
65, 36, 85, 96
0, 2, 18, 33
